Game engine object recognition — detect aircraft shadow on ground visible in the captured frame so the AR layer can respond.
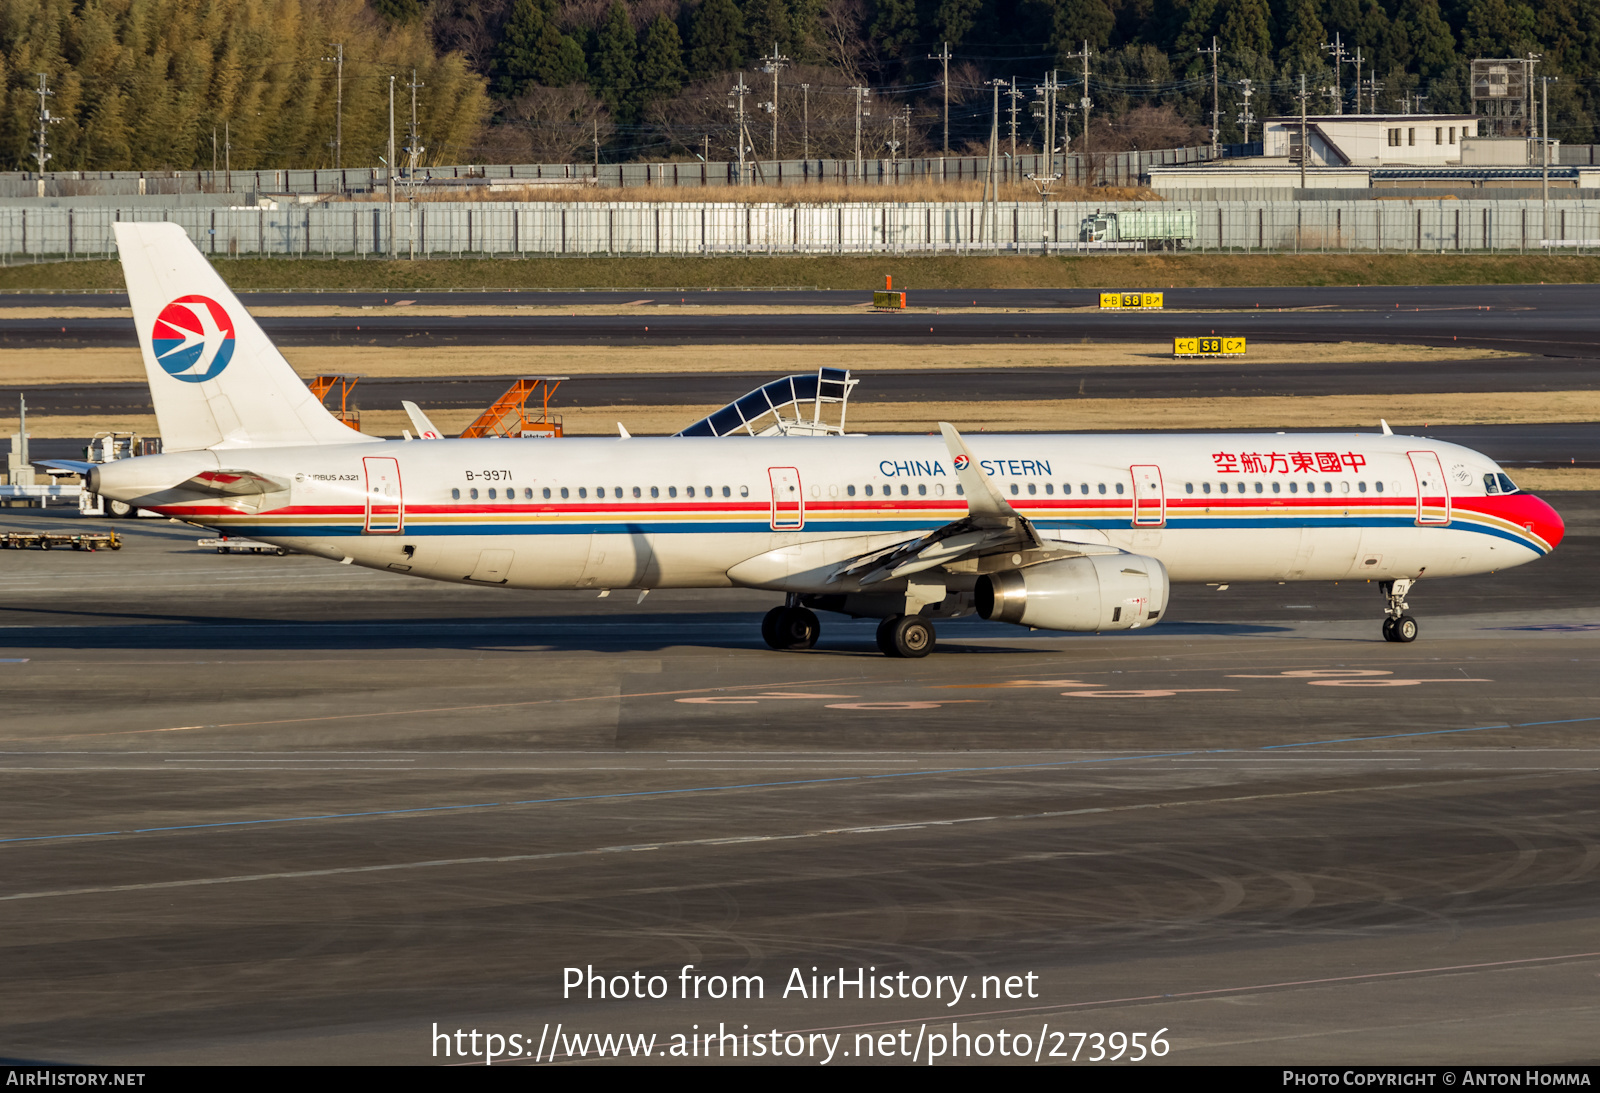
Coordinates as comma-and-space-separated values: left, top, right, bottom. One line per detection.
0, 607, 1293, 653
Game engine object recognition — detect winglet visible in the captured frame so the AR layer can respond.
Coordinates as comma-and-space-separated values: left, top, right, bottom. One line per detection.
402, 400, 444, 439
617, 422, 632, 439
1379, 418, 1393, 436
938, 422, 1018, 519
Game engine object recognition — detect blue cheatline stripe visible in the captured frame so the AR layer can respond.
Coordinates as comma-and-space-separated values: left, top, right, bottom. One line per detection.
3, 715, 1594, 848
218, 512, 1548, 554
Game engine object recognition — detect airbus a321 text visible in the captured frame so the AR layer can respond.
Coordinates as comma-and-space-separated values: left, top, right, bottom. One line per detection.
66, 223, 1565, 658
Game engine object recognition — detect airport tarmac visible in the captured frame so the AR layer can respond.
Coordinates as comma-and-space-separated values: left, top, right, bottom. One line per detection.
2, 497, 1598, 1065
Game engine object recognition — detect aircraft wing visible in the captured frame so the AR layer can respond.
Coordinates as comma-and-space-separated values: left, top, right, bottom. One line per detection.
35, 459, 98, 475
728, 423, 1112, 592
832, 426, 1110, 586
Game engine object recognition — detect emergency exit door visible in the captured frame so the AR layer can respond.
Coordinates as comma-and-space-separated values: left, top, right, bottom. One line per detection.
1408, 451, 1451, 526
363, 456, 404, 533
769, 467, 803, 529
1130, 465, 1165, 526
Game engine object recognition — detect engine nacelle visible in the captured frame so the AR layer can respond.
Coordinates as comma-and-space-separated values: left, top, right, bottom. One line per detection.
976, 554, 1169, 632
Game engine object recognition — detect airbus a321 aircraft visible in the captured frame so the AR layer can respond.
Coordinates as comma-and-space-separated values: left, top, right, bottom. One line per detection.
72, 223, 1564, 658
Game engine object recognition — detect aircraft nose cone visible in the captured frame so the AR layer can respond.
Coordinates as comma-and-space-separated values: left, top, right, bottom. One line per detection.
1528, 492, 1566, 551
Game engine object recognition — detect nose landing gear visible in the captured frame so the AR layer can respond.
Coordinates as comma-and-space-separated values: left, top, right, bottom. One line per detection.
1380, 579, 1418, 643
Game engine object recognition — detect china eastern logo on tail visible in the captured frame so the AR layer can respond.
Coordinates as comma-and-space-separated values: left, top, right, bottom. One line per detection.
151, 295, 235, 383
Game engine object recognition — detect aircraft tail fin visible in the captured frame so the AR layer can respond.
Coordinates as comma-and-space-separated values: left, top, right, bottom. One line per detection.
114, 222, 378, 451
402, 400, 445, 439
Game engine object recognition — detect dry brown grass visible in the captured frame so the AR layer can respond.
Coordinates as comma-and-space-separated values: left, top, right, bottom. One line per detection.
0, 342, 1514, 387
1506, 467, 1600, 491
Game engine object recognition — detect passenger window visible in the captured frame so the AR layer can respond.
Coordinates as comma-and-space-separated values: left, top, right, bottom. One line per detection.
900, 484, 909, 496
934, 483, 945, 496
1026, 483, 1037, 495
722, 486, 731, 498
1045, 483, 1054, 495
740, 485, 749, 497
633, 486, 642, 498
469, 488, 479, 500
1202, 482, 1211, 495
451, 488, 460, 500
1289, 481, 1298, 493
1376, 481, 1385, 493
847, 484, 857, 496
956, 485, 964, 495
1185, 483, 1194, 494
524, 488, 533, 499
614, 487, 623, 498
1271, 481, 1281, 494
487, 488, 496, 499
1341, 481, 1351, 494
1115, 482, 1124, 495
650, 486, 658, 498
1219, 482, 1229, 494
1253, 481, 1263, 494
1080, 483, 1089, 494
1323, 481, 1333, 493
560, 487, 569, 499
1010, 483, 1020, 495
1358, 481, 1368, 493
917, 483, 927, 496
865, 484, 874, 496
542, 487, 551, 499
578, 487, 587, 499
668, 486, 677, 498
1097, 483, 1107, 495
704, 485, 713, 496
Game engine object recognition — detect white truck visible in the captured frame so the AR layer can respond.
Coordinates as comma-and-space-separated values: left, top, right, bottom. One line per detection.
1078, 209, 1196, 250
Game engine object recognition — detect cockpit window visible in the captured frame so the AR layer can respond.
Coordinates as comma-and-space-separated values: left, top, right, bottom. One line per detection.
1483, 473, 1500, 495
1497, 473, 1519, 494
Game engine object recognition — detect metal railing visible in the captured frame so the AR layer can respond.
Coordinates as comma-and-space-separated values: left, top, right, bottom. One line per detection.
3, 198, 1596, 259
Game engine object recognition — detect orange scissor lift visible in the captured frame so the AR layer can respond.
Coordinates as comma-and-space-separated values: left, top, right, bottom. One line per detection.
308, 375, 363, 431
459, 377, 567, 438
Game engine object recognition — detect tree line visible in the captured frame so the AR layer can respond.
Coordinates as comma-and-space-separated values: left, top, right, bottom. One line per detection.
3, 0, 1595, 172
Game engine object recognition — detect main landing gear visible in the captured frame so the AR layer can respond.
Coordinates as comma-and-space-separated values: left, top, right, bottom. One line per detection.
1380, 578, 1418, 643
761, 604, 819, 650
760, 600, 938, 658
876, 615, 936, 659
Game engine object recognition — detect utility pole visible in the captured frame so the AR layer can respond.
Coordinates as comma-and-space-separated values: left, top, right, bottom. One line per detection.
405, 68, 425, 191
1004, 76, 1017, 176
1297, 73, 1309, 189
1198, 35, 1220, 155
929, 42, 952, 153
32, 73, 57, 177
982, 79, 1002, 250
1026, 71, 1061, 247
1322, 33, 1345, 114
1070, 42, 1093, 180
850, 84, 871, 180
760, 44, 789, 160
593, 119, 600, 172
1524, 53, 1541, 155
729, 74, 753, 182
800, 83, 811, 160
1542, 75, 1556, 242
406, 68, 425, 260
323, 43, 344, 170
224, 120, 231, 191
1362, 75, 1383, 115
1352, 48, 1363, 115
387, 75, 396, 259
1237, 78, 1255, 144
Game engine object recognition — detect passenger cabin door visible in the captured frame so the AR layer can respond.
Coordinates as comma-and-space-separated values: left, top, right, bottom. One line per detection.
768, 467, 803, 530
1408, 451, 1450, 526
1130, 464, 1165, 526
362, 456, 403, 533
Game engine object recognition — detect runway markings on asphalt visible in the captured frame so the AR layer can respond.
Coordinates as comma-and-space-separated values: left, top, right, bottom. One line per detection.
0, 773, 1570, 903
6, 715, 1600, 851
1227, 668, 1492, 687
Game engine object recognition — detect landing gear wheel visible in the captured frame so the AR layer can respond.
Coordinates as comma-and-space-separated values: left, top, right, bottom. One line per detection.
107, 499, 133, 518
1381, 618, 1397, 642
1392, 614, 1418, 643
876, 614, 936, 658
762, 606, 819, 650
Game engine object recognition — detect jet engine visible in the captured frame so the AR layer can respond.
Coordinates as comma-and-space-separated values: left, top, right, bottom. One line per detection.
975, 554, 1169, 632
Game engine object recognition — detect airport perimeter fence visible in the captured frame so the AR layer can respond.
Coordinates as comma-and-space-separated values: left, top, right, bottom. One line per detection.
4, 198, 1599, 260
0, 147, 1219, 200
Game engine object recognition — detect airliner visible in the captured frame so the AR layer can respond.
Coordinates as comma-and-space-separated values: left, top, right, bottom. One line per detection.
68, 223, 1564, 658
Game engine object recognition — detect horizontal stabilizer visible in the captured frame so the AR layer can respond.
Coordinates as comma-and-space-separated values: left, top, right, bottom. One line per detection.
34, 459, 97, 475
176, 468, 291, 497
